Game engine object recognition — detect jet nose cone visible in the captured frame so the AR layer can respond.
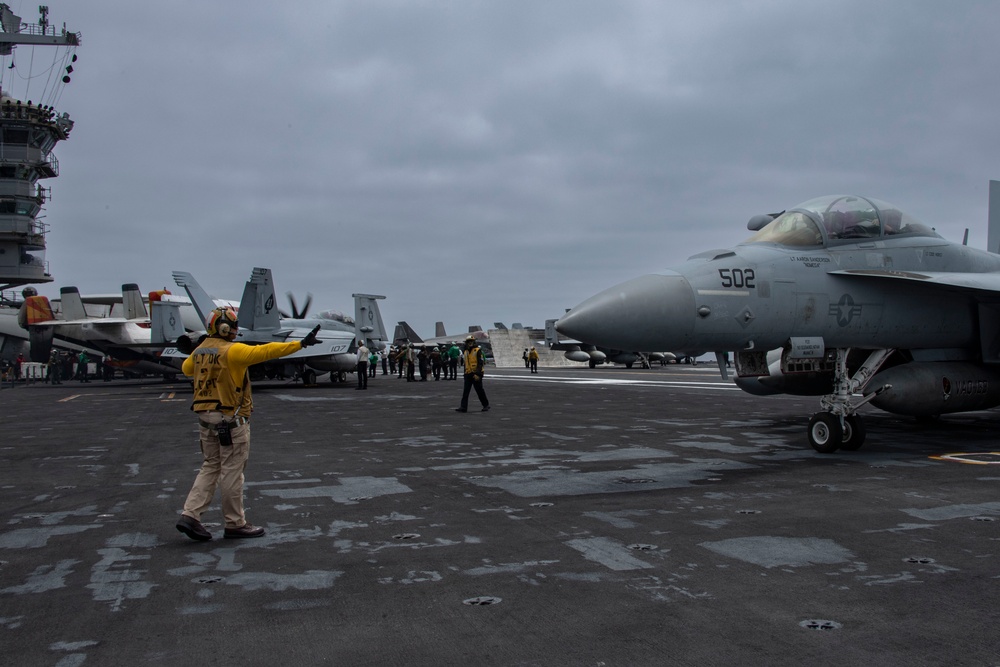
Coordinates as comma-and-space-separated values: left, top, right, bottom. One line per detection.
557, 274, 695, 351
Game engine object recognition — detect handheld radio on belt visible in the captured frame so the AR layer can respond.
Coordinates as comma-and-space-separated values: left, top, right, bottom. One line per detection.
215, 420, 233, 447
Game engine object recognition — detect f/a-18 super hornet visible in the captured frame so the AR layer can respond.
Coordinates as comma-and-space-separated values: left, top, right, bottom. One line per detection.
172, 267, 388, 385
557, 186, 1000, 453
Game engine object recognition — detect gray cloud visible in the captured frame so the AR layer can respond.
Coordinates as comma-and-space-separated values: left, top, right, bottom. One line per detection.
12, 0, 1000, 334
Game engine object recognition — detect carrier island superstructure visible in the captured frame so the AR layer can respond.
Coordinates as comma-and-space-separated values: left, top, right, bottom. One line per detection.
0, 4, 79, 292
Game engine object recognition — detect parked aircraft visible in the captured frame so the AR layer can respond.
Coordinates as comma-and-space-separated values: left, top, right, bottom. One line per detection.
171, 267, 389, 385
557, 187, 1000, 453
1, 283, 238, 358
16, 283, 186, 376
393, 321, 488, 348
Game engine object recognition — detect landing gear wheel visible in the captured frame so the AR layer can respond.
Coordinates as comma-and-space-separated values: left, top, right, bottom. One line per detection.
329, 371, 339, 384
808, 412, 842, 453
840, 415, 866, 451
303, 369, 317, 386
588, 359, 596, 369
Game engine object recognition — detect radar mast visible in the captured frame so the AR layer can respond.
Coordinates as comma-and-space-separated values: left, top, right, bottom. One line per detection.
0, 3, 80, 292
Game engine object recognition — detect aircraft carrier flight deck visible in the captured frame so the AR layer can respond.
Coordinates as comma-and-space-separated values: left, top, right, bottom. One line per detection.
1, 364, 997, 665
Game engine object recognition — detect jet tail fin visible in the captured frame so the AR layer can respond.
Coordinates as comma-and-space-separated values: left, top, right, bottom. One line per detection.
60, 286, 87, 320
353, 293, 388, 349
434, 321, 447, 338
544, 319, 560, 347
150, 301, 184, 344
18, 295, 54, 327
240, 267, 281, 332
394, 321, 422, 344
172, 271, 217, 329
989, 180, 1000, 254
122, 283, 147, 320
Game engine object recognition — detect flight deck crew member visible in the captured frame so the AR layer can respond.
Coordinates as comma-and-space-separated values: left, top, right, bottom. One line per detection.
48, 349, 62, 384
356, 340, 369, 389
446, 342, 460, 380
406, 344, 416, 382
456, 335, 490, 412
175, 307, 320, 542
528, 346, 539, 373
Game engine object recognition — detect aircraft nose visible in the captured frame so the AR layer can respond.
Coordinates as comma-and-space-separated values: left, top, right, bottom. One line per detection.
556, 273, 695, 351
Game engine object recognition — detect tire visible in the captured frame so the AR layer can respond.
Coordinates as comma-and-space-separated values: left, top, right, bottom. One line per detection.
840, 415, 866, 451
808, 412, 842, 453
303, 369, 317, 386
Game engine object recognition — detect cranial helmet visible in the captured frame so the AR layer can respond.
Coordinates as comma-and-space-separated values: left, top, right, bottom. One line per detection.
206, 307, 238, 337
465, 335, 476, 346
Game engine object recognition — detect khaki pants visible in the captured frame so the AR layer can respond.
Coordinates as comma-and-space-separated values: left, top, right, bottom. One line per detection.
181, 412, 251, 529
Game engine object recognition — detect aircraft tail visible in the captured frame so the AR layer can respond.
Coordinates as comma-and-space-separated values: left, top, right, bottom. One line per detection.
989, 180, 1000, 254
434, 321, 447, 338
394, 321, 422, 344
240, 267, 281, 332
150, 300, 185, 345
122, 283, 147, 320
59, 286, 87, 320
172, 271, 218, 329
544, 319, 560, 347
353, 293, 388, 349
17, 295, 55, 362
18, 295, 54, 327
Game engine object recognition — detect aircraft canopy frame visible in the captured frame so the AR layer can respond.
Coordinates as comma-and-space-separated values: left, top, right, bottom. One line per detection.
744, 194, 941, 248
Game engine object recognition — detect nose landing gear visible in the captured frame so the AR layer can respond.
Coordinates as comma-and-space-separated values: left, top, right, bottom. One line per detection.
807, 348, 892, 453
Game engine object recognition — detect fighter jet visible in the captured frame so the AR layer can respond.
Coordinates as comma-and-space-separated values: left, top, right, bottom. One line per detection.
393, 321, 488, 348
172, 268, 389, 385
557, 188, 1000, 453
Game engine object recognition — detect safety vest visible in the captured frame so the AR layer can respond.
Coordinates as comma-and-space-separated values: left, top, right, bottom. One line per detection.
463, 346, 484, 375
190, 337, 250, 416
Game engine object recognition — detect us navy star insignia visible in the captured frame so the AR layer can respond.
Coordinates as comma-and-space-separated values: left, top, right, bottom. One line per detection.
828, 294, 862, 327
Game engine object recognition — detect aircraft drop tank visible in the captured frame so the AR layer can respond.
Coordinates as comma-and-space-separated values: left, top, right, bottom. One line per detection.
868, 362, 1000, 416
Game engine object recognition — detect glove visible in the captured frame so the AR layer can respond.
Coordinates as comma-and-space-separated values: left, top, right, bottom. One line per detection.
300, 325, 321, 347
472, 374, 480, 382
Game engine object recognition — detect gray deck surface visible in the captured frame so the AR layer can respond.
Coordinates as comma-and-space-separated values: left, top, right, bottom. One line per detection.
1, 365, 998, 666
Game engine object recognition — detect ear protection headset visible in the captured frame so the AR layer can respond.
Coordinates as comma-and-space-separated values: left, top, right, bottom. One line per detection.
206, 307, 238, 337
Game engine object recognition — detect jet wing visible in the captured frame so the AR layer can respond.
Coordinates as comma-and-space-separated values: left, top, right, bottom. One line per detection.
830, 269, 1000, 297
29, 316, 136, 328
236, 327, 354, 361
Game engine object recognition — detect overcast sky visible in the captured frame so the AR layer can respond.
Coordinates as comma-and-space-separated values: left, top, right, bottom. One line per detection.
6, 1, 1000, 336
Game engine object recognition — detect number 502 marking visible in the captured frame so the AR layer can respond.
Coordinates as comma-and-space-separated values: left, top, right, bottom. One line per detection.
719, 268, 756, 289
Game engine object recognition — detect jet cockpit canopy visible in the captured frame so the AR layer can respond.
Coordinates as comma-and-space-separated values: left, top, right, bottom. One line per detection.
316, 309, 355, 326
744, 195, 940, 247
